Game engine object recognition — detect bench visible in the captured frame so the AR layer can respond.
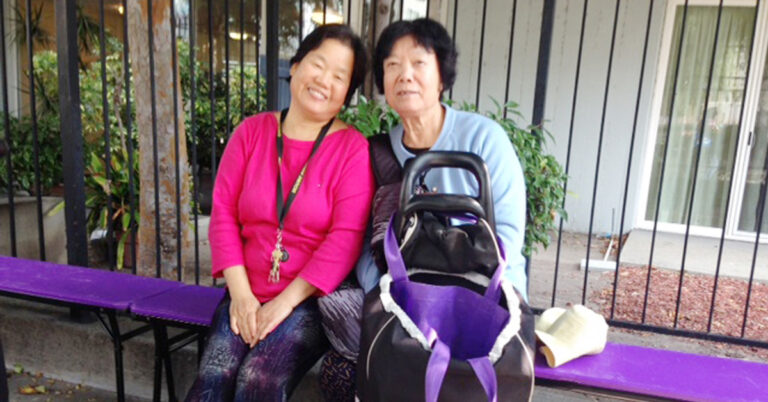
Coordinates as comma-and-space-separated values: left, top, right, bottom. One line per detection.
0, 255, 224, 402
534, 342, 768, 401
130, 284, 225, 401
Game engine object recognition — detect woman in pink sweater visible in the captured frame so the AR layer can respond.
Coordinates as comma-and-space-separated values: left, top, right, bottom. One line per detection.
185, 24, 373, 401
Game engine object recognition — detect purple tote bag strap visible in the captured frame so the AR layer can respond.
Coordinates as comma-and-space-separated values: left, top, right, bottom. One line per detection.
383, 215, 506, 302
425, 339, 451, 402
469, 357, 498, 402
425, 340, 499, 402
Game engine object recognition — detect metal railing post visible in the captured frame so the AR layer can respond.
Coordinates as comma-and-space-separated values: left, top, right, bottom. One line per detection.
266, 0, 279, 110
54, 0, 88, 268
531, 0, 555, 128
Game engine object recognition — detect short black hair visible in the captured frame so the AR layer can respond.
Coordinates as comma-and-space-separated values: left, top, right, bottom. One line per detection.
290, 24, 369, 106
374, 18, 458, 96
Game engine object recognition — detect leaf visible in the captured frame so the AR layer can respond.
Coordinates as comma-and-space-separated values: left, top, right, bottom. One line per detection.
13, 363, 23, 374
46, 199, 66, 217
117, 232, 127, 270
34, 385, 47, 394
19, 386, 37, 395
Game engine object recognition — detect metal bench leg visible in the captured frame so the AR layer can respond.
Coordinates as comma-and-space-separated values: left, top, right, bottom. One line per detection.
106, 312, 126, 402
152, 322, 178, 402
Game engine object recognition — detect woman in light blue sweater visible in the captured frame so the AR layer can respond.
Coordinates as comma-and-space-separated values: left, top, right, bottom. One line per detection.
317, 18, 527, 401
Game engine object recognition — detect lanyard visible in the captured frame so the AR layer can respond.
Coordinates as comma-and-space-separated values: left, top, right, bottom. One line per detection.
275, 108, 335, 228
269, 108, 335, 283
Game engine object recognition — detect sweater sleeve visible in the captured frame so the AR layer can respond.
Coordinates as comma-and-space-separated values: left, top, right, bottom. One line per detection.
298, 136, 375, 295
480, 123, 529, 301
208, 119, 253, 278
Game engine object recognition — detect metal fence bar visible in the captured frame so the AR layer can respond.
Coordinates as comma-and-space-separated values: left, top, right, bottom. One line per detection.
608, 318, 768, 350
0, 0, 16, 257
673, 0, 725, 329
189, 0, 201, 285
448, 0, 458, 101
266, 0, 278, 110
225, 0, 231, 136
643, 0, 690, 323
54, 0, 88, 268
426, 0, 430, 18
474, 0, 488, 108
610, 0, 654, 319
708, 0, 759, 332
240, 0, 245, 121
551, 0, 586, 307
324, 0, 328, 24
502, 0, 517, 119
256, 0, 261, 111
743, 140, 768, 337
209, 0, 217, 178
171, 0, 183, 282
98, 0, 115, 270
581, 0, 620, 304
25, 0, 46, 261
147, 0, 162, 277
531, 0, 555, 128
299, 0, 304, 39
400, 0, 404, 20
122, 0, 137, 275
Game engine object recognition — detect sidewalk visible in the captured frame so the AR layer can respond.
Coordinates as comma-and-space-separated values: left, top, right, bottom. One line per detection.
5, 368, 647, 401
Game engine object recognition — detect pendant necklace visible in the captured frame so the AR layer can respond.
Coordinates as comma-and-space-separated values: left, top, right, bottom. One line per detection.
269, 108, 334, 283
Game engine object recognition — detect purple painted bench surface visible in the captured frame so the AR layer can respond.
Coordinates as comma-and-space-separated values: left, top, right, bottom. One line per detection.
535, 342, 768, 401
130, 285, 225, 326
0, 256, 182, 310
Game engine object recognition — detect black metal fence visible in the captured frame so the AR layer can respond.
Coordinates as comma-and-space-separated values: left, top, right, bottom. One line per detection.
1, 0, 767, 351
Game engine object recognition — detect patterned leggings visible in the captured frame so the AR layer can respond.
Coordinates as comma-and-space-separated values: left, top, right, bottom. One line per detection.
185, 295, 329, 402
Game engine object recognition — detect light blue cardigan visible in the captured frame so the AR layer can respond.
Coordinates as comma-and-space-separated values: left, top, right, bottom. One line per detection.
356, 105, 528, 301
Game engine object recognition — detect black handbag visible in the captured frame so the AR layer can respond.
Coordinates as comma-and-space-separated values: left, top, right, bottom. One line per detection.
357, 151, 536, 402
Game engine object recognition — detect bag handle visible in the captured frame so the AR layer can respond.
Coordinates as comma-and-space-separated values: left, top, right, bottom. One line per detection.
399, 151, 495, 232
384, 215, 505, 302
425, 338, 499, 402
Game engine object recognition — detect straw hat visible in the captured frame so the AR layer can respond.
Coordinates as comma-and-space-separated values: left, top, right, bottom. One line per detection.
535, 304, 608, 368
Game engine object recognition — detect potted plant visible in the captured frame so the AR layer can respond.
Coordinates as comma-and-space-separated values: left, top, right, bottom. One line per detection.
85, 145, 139, 269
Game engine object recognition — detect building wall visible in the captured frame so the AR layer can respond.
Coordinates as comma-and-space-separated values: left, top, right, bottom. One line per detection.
441, 0, 668, 235
2, 0, 20, 117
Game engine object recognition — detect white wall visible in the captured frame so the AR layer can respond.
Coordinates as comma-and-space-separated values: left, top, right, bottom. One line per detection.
2, 0, 20, 116
441, 0, 668, 235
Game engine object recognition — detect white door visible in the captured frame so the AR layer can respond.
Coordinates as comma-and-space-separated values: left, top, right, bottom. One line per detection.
639, 0, 768, 242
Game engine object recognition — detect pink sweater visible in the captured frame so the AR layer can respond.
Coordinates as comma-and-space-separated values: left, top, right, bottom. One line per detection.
209, 112, 374, 302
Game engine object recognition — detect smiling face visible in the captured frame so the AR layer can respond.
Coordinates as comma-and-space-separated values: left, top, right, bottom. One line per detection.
382, 35, 443, 119
289, 38, 354, 122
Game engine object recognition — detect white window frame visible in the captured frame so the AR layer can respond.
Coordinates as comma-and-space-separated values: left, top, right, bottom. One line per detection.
635, 0, 768, 243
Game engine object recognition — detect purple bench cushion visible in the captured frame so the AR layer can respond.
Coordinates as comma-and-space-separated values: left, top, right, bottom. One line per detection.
535, 342, 768, 401
129, 285, 225, 326
0, 256, 182, 310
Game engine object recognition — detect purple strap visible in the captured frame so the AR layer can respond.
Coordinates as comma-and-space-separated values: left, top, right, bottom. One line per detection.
384, 215, 505, 401
383, 214, 506, 303
425, 339, 451, 402
469, 357, 498, 402
424, 340, 499, 402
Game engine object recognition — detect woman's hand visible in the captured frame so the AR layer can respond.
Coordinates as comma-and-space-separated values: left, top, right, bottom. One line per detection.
254, 277, 318, 342
221, 265, 261, 346
255, 297, 294, 342
229, 292, 261, 346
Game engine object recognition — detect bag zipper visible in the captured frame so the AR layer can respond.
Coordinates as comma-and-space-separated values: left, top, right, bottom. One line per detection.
366, 314, 397, 379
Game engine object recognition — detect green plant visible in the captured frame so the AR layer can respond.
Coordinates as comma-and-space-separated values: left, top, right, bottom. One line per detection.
479, 100, 568, 257
341, 97, 567, 257
178, 41, 266, 170
339, 95, 400, 137
85, 144, 140, 269
0, 112, 62, 195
